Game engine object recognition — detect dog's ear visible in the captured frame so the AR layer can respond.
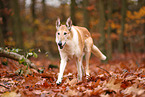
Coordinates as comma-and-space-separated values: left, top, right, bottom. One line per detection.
56, 18, 61, 30
66, 17, 72, 30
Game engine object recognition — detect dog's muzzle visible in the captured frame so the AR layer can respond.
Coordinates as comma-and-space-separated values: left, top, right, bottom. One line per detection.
58, 41, 66, 49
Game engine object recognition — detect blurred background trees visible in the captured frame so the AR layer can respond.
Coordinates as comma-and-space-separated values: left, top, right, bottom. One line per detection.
0, 0, 145, 59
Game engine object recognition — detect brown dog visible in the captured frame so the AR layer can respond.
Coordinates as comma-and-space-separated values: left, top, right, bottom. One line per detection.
55, 17, 106, 84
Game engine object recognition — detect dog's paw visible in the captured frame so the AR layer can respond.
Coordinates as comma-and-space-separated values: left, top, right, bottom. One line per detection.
86, 72, 90, 77
86, 74, 90, 80
56, 80, 61, 85
77, 75, 82, 82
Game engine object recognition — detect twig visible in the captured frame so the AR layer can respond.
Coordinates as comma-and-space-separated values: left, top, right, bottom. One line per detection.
0, 84, 10, 89
96, 65, 111, 77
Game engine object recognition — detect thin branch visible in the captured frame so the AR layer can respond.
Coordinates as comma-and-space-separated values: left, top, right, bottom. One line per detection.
0, 84, 10, 89
96, 65, 111, 77
0, 48, 38, 70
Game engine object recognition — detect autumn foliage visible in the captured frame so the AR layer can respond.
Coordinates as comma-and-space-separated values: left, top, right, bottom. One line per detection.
1, 0, 145, 55
0, 53, 145, 97
0, 0, 145, 97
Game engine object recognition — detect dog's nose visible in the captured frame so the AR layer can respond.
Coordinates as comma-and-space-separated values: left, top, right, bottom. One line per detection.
58, 41, 62, 46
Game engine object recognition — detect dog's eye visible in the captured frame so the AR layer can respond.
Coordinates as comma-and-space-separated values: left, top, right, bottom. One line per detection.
58, 32, 60, 35
64, 32, 67, 35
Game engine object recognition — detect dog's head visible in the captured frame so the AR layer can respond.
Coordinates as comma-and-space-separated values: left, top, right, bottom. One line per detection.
55, 17, 72, 49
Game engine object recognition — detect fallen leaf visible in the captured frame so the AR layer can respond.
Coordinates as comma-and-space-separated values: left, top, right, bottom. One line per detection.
122, 84, 145, 96
100, 93, 111, 97
65, 89, 78, 96
125, 75, 137, 81
84, 89, 93, 96
32, 90, 42, 94
104, 77, 122, 92
1, 91, 21, 97
52, 89, 61, 92
94, 79, 101, 87
69, 78, 77, 86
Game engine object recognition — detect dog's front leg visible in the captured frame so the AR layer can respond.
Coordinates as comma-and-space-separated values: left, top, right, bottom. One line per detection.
56, 58, 67, 85
76, 56, 83, 81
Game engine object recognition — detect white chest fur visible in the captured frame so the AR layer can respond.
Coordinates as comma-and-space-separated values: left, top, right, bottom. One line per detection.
59, 26, 81, 58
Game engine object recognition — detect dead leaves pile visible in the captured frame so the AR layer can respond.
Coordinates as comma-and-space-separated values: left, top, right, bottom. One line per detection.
0, 53, 145, 97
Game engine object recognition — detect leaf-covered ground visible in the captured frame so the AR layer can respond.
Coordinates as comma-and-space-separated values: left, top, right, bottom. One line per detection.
0, 53, 145, 97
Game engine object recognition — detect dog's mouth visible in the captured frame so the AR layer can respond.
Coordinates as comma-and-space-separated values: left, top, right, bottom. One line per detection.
58, 42, 66, 49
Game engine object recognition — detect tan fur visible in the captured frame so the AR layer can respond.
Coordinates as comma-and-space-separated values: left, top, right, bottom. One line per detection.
55, 18, 106, 84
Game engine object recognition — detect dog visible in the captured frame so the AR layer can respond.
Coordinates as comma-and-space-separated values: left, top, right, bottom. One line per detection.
55, 17, 106, 84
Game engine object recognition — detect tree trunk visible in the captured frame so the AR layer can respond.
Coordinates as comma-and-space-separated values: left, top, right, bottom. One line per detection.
143, 0, 145, 52
60, 3, 66, 23
0, 27, 5, 47
0, 0, 4, 47
31, 0, 36, 21
118, 0, 126, 53
70, 0, 77, 25
144, 19, 145, 52
0, 0, 10, 47
138, 0, 145, 52
42, 0, 47, 21
11, 0, 23, 48
31, 0, 37, 47
99, 0, 106, 53
83, 0, 90, 30
20, 0, 26, 13
107, 0, 112, 60
138, 0, 145, 9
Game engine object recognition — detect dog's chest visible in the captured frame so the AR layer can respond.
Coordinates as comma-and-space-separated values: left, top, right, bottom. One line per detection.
62, 40, 80, 58
59, 26, 82, 58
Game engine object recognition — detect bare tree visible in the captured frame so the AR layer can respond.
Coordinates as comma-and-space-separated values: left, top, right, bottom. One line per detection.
31, 0, 37, 47
31, 0, 36, 21
0, 0, 10, 47
83, 0, 90, 30
99, 0, 106, 53
11, 0, 23, 48
42, 0, 47, 21
70, 0, 77, 25
118, 0, 127, 53
107, 0, 112, 59
0, 26, 4, 47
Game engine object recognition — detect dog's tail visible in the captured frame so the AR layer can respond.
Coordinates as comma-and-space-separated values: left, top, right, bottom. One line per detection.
91, 45, 106, 60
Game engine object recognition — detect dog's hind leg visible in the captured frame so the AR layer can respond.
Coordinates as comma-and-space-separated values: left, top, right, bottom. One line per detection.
81, 63, 85, 76
85, 50, 91, 78
81, 53, 85, 76
85, 37, 93, 78
76, 55, 83, 81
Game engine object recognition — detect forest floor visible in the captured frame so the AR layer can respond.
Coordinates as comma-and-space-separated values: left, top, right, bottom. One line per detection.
0, 53, 145, 97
